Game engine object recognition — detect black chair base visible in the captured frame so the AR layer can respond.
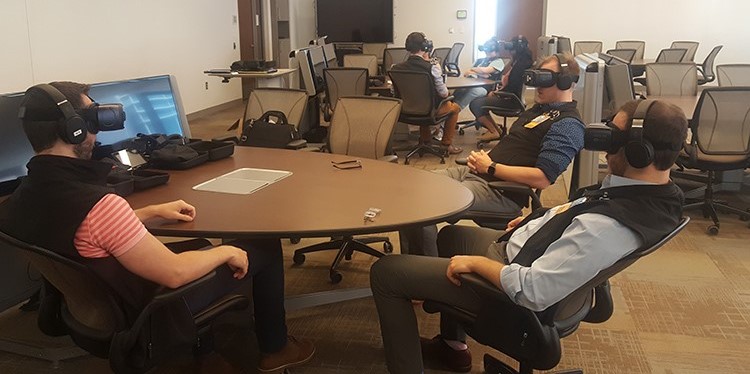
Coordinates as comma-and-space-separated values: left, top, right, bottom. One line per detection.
404, 142, 447, 165
484, 354, 582, 374
293, 236, 392, 283
680, 170, 750, 235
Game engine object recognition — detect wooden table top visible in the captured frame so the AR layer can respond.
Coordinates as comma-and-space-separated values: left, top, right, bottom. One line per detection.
126, 147, 474, 239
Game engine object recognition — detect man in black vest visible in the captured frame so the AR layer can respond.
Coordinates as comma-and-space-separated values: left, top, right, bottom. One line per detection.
400, 53, 585, 256
370, 99, 688, 373
391, 31, 463, 154
0, 82, 314, 373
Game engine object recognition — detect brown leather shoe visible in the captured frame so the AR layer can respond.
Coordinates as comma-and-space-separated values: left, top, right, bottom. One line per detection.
444, 145, 463, 155
258, 336, 315, 373
420, 335, 472, 372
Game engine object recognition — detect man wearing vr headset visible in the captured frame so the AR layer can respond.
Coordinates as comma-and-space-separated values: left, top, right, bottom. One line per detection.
451, 37, 506, 110
0, 81, 314, 372
391, 31, 463, 154
400, 54, 584, 257
371, 99, 688, 373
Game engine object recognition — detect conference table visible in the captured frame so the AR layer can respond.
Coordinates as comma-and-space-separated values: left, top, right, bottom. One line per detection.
126, 147, 474, 310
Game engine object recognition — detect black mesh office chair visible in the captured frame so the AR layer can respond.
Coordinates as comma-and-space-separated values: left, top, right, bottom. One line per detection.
477, 92, 526, 149
444, 43, 465, 77
696, 45, 723, 85
388, 70, 455, 164
0, 231, 249, 374
382, 48, 410, 75
674, 87, 750, 235
605, 48, 636, 64
431, 47, 451, 67
423, 217, 689, 374
322, 67, 369, 121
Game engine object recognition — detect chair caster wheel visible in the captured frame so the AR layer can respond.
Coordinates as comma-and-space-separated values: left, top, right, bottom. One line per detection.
293, 253, 306, 265
440, 159, 446, 164
289, 237, 301, 244
345, 252, 352, 261
383, 241, 393, 253
707, 225, 719, 235
404, 159, 410, 165
329, 271, 343, 284
458, 128, 465, 135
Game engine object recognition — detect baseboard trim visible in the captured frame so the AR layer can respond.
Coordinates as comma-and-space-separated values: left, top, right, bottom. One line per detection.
187, 99, 244, 122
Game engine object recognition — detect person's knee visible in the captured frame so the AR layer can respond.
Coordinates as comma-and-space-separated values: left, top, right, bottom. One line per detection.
436, 225, 461, 257
370, 255, 401, 292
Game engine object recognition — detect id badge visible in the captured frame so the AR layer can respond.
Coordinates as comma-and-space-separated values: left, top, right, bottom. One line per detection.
524, 114, 550, 129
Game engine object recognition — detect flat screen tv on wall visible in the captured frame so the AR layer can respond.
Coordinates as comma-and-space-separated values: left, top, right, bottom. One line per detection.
316, 0, 393, 43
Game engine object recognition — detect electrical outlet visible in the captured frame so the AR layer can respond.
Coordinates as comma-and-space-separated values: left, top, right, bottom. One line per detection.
205, 82, 208, 90
232, 15, 238, 25
233, 42, 237, 50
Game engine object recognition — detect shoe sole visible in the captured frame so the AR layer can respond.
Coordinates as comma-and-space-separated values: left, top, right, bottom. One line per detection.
257, 346, 316, 373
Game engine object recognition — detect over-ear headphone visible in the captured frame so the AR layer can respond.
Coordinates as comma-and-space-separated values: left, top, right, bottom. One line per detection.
624, 100, 656, 168
552, 53, 578, 90
26, 84, 89, 144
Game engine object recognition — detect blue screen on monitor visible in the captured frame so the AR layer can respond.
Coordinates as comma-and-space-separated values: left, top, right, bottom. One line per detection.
0, 92, 35, 183
89, 75, 187, 145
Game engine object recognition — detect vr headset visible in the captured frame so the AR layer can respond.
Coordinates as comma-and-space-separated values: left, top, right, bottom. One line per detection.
478, 38, 501, 53
522, 54, 579, 90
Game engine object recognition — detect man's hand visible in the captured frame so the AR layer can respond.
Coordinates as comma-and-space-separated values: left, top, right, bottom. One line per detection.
147, 200, 196, 222
446, 255, 479, 286
222, 245, 249, 279
467, 150, 494, 174
506, 216, 524, 231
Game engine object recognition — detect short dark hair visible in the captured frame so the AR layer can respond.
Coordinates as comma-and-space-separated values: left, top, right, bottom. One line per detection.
405, 32, 427, 53
539, 53, 581, 78
20, 81, 91, 152
617, 100, 689, 170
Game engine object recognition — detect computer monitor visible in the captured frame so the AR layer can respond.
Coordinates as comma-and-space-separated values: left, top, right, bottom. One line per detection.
0, 92, 35, 187
88, 75, 191, 146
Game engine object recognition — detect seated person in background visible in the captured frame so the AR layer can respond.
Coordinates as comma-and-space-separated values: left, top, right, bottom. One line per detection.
371, 99, 689, 373
452, 37, 506, 109
470, 35, 534, 142
391, 31, 462, 154
400, 54, 584, 256
0, 81, 314, 373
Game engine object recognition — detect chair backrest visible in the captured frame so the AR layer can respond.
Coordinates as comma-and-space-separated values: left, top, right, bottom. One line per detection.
604, 63, 636, 119
716, 64, 750, 87
362, 43, 387, 63
388, 70, 436, 117
0, 230, 124, 352
615, 40, 645, 60
691, 87, 750, 156
645, 63, 698, 96
328, 96, 402, 159
573, 41, 602, 55
322, 43, 338, 67
670, 41, 699, 62
655, 48, 687, 63
382, 48, 410, 74
343, 54, 378, 76
605, 48, 637, 64
241, 88, 308, 132
431, 47, 451, 66
323, 68, 369, 113
446, 43, 464, 65
698, 45, 723, 82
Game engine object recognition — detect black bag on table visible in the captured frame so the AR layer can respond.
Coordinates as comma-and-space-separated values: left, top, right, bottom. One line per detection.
238, 111, 301, 149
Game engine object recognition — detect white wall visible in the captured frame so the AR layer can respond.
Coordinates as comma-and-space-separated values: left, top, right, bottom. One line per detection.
0, 0, 242, 114
546, 0, 750, 66
289, 0, 315, 51
393, 0, 475, 69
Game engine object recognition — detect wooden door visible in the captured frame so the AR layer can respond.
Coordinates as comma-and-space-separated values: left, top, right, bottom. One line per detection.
495, 0, 545, 60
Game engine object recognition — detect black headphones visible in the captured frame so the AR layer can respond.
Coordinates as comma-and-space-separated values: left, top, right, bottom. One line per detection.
624, 100, 656, 168
24, 84, 89, 144
522, 53, 580, 90
19, 83, 126, 145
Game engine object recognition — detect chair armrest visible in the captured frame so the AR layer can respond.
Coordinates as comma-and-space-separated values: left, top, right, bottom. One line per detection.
286, 139, 308, 150
438, 95, 456, 108
212, 135, 239, 144
379, 155, 399, 163
454, 157, 468, 165
582, 281, 614, 323
486, 181, 542, 210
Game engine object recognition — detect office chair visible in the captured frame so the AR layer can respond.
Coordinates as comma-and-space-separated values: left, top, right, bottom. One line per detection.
382, 48, 410, 75
573, 41, 602, 55
343, 54, 379, 77
388, 70, 455, 164
674, 87, 750, 235
362, 43, 387, 65
322, 67, 369, 121
633, 49, 688, 86
614, 40, 645, 60
604, 48, 636, 64
670, 41, 700, 62
292, 96, 403, 283
477, 92, 527, 149
431, 47, 451, 67
644, 63, 698, 96
423, 217, 690, 374
0, 231, 249, 374
240, 88, 308, 132
696, 45, 723, 85
716, 64, 750, 87
444, 43, 465, 77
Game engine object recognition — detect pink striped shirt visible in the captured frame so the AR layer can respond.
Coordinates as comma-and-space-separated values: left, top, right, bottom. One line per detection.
74, 194, 147, 258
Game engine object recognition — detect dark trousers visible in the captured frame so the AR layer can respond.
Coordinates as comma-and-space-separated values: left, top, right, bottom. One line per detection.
371, 225, 502, 374
176, 238, 288, 354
